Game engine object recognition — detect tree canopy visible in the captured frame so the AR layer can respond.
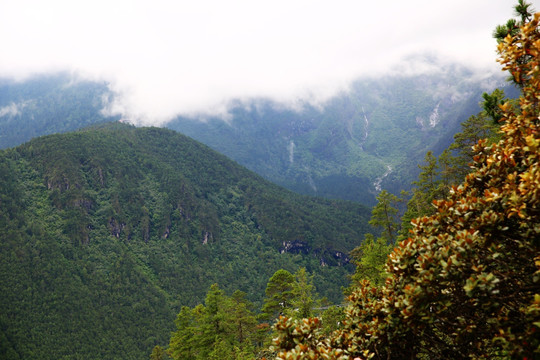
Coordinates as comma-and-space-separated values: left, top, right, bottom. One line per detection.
272, 6, 540, 360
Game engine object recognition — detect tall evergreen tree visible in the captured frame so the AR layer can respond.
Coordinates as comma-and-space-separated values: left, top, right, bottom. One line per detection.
349, 191, 402, 289
169, 306, 202, 360
349, 234, 391, 288
260, 269, 295, 321
168, 284, 258, 360
287, 268, 316, 320
272, 4, 540, 358
368, 190, 402, 244
230, 290, 257, 346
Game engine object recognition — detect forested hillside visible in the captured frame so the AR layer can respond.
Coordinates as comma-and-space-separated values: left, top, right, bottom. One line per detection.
0, 123, 370, 359
0, 65, 513, 207
273, 4, 540, 359
1, 3, 536, 359
167, 62, 513, 205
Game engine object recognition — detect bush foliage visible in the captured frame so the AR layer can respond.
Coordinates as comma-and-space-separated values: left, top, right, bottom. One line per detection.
273, 9, 540, 360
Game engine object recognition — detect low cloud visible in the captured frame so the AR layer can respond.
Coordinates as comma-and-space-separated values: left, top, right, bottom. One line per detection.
0, 0, 516, 125
0, 102, 28, 117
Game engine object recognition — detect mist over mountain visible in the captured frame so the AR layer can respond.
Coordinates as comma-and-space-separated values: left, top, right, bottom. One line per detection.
0, 73, 119, 149
167, 60, 513, 205
1, 1, 511, 122
0, 1, 535, 358
0, 62, 514, 206
0, 42, 521, 360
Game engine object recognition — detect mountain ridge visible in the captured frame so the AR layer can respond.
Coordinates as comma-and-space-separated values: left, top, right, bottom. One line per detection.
0, 122, 370, 359
167, 64, 512, 204
0, 68, 514, 206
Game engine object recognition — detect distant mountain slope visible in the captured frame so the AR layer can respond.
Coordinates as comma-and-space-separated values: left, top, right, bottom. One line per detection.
0, 67, 512, 207
0, 73, 118, 149
0, 123, 370, 359
168, 63, 508, 205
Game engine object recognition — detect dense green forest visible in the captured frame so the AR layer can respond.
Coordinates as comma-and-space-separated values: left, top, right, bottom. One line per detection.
157, 3, 539, 359
0, 123, 371, 359
270, 4, 540, 359
150, 87, 522, 360
1, 67, 514, 208
1, 3, 537, 359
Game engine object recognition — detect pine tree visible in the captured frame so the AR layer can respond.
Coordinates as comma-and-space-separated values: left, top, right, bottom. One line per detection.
368, 190, 402, 244
349, 234, 391, 287
287, 268, 316, 319
169, 305, 202, 360
230, 290, 257, 345
169, 284, 258, 360
272, 4, 540, 358
260, 269, 295, 320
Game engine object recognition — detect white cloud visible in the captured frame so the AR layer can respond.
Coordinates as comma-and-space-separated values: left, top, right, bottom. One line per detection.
0, 0, 520, 125
0, 102, 28, 117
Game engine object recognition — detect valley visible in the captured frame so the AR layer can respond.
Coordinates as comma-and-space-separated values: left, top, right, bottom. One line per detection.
0, 1, 537, 359
0, 55, 523, 360
167, 61, 510, 205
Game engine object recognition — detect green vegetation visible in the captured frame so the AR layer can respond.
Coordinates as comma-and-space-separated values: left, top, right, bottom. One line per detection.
0, 123, 371, 359
159, 180, 404, 359
399, 87, 516, 239
167, 64, 505, 205
168, 284, 258, 360
1, 4, 537, 360
0, 64, 511, 208
167, 268, 322, 360
0, 73, 118, 149
272, 4, 540, 358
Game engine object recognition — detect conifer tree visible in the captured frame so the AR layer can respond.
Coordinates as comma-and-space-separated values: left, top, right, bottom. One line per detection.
168, 284, 258, 360
349, 190, 402, 289
287, 268, 316, 320
349, 234, 391, 288
272, 4, 540, 359
368, 190, 402, 244
230, 290, 257, 346
260, 269, 295, 321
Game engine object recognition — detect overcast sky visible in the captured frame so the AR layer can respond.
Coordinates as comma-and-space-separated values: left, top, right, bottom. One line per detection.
0, 0, 527, 124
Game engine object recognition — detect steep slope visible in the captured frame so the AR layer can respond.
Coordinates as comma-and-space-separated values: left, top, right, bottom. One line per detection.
168, 63, 509, 205
0, 123, 370, 359
0, 67, 511, 207
0, 73, 118, 149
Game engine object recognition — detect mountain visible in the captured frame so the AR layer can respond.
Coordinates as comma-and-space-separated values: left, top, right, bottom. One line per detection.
0, 73, 118, 149
167, 62, 509, 205
0, 123, 370, 359
0, 68, 513, 207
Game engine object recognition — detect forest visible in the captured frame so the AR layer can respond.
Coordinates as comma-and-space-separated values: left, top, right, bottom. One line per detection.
269, 3, 540, 360
0, 122, 371, 359
0, 2, 538, 360
152, 2, 540, 359
167, 60, 499, 206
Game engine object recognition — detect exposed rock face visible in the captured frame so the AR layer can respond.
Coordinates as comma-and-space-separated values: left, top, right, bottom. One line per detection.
280, 239, 310, 255
108, 217, 125, 238
202, 231, 212, 245
280, 240, 350, 267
